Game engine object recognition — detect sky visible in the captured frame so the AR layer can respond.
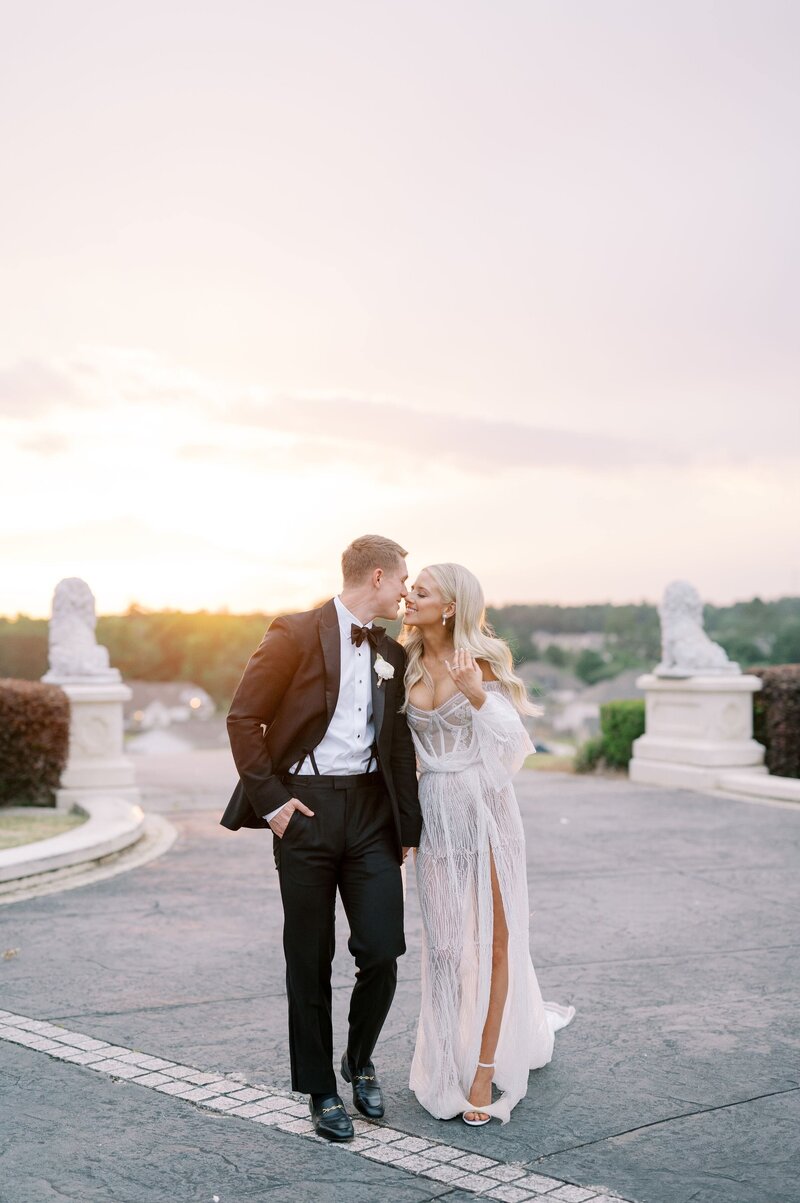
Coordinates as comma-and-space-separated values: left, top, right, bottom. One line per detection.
1, 0, 798, 617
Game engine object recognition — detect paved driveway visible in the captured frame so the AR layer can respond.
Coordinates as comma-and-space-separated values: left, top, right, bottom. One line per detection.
1, 759, 798, 1203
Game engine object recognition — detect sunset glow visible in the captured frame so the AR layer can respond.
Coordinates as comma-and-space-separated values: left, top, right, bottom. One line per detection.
1, 2, 798, 617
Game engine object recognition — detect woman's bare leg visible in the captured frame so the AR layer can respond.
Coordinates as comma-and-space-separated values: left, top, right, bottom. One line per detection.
465, 851, 509, 1121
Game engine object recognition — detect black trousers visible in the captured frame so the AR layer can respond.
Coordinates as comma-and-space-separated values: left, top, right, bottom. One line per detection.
274, 772, 405, 1094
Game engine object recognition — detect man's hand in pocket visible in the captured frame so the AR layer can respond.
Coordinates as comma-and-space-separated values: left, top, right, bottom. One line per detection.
269, 798, 315, 838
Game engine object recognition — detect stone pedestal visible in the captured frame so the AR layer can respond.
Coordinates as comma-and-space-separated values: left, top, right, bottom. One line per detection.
629, 674, 766, 790
51, 680, 141, 807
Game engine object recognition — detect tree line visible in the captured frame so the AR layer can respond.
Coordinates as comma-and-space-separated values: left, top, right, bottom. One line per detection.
488, 597, 800, 685
1, 597, 799, 707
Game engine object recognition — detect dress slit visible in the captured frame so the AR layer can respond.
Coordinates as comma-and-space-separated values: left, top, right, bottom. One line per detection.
468, 845, 510, 1091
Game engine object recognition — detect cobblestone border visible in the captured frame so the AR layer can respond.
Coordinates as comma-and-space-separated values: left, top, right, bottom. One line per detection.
0, 1009, 634, 1203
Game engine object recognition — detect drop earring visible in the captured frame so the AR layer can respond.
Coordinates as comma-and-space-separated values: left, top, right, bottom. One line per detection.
442, 613, 447, 626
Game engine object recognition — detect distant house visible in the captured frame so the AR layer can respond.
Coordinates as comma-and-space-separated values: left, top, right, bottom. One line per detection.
533, 631, 608, 654
553, 669, 644, 740
123, 682, 215, 731
517, 661, 582, 695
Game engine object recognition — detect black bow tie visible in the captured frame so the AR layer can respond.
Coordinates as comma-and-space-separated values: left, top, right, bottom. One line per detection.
350, 623, 384, 650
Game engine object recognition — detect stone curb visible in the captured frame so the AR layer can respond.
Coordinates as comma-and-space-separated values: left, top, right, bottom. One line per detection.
0, 796, 146, 882
716, 769, 800, 804
0, 813, 177, 905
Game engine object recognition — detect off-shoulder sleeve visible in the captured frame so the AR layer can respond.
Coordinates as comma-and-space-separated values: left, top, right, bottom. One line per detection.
471, 687, 534, 790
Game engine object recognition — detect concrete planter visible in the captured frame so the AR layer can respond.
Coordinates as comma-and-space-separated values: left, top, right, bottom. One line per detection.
629, 674, 765, 790
0, 796, 146, 883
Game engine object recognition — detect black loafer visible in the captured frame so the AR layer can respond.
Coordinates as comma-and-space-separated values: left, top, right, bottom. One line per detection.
341, 1053, 385, 1119
309, 1093, 354, 1142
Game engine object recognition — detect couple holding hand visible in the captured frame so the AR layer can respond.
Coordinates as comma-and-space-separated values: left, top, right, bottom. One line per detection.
222, 534, 573, 1140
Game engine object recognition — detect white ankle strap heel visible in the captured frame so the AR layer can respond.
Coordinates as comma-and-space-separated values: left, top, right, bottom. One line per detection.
462, 1062, 495, 1126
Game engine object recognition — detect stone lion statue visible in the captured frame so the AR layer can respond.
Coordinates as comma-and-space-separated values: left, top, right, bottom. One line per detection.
42, 578, 120, 682
655, 580, 739, 677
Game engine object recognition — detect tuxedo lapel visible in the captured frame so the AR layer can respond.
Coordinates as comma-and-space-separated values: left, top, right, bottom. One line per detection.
318, 599, 341, 725
370, 643, 386, 739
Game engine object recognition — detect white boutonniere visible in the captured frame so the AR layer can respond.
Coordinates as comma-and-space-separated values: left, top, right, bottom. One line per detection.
373, 653, 394, 688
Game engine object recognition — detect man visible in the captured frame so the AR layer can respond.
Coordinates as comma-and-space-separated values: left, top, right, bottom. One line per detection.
221, 535, 421, 1142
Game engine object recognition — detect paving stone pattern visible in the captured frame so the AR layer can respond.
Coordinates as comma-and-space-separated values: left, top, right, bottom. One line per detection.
0, 1010, 633, 1203
3, 760, 799, 1203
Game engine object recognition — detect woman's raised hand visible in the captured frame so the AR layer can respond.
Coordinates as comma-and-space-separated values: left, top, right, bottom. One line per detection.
445, 648, 485, 707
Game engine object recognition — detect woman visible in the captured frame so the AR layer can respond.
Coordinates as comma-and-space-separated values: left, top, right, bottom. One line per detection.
403, 563, 574, 1125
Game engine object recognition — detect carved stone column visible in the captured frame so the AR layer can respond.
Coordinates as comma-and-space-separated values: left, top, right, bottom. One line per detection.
52, 681, 140, 805
629, 580, 768, 788
41, 578, 140, 807
629, 674, 766, 789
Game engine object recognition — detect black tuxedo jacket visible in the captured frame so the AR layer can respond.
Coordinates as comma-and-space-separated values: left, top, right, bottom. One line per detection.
220, 598, 422, 853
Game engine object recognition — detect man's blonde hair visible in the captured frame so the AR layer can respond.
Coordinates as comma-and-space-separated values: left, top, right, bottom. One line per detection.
342, 535, 408, 584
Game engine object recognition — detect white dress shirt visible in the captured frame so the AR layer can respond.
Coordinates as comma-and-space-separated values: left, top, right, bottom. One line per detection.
265, 596, 376, 823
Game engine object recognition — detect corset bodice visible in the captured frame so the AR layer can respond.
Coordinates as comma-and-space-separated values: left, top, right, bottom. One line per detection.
407, 682, 505, 765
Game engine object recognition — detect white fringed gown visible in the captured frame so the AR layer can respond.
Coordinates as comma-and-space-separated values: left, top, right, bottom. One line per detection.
408, 682, 574, 1123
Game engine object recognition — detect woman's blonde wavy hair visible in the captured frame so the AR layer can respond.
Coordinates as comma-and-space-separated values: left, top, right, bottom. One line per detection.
401, 563, 539, 716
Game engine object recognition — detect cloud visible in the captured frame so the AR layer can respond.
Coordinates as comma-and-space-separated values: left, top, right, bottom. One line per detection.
0, 347, 228, 422
227, 394, 685, 471
0, 358, 82, 419
17, 433, 71, 456
0, 349, 682, 471
67, 346, 228, 409
177, 442, 291, 469
4, 347, 795, 475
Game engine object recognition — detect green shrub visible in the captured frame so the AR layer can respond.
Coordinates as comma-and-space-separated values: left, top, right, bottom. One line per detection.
600, 699, 646, 768
0, 679, 70, 806
750, 665, 800, 778
575, 699, 646, 773
574, 736, 604, 773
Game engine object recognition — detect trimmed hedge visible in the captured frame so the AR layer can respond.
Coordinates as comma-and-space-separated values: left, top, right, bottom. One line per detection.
600, 699, 646, 768
0, 679, 70, 806
750, 665, 800, 779
575, 698, 646, 772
